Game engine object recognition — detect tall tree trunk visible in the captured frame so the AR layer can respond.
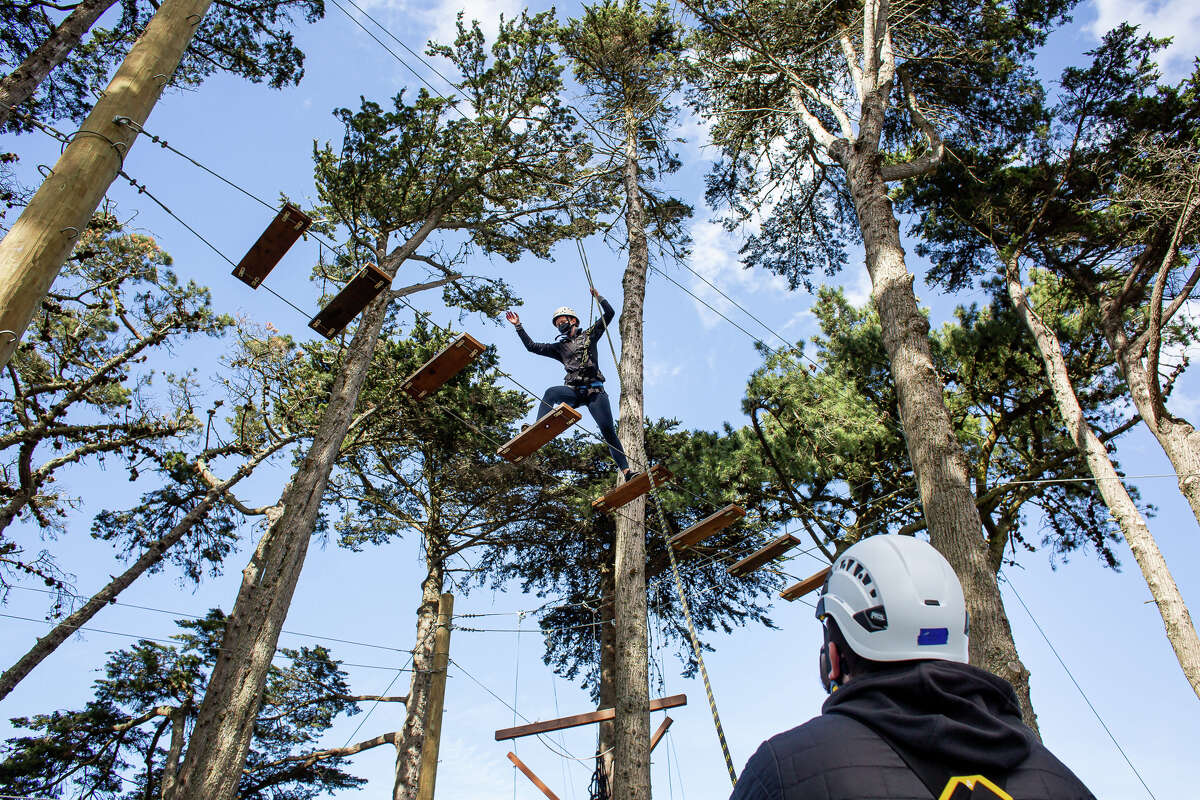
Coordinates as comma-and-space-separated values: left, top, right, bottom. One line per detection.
597, 559, 616, 790
844, 154, 1039, 734
1007, 258, 1200, 699
1102, 320, 1200, 527
611, 109, 652, 800
0, 443, 286, 702
167, 220, 440, 800
392, 531, 445, 800
0, 0, 119, 131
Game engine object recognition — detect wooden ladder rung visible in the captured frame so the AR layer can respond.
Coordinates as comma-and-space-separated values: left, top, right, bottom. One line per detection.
781, 566, 832, 602
649, 716, 674, 753
669, 504, 745, 550
308, 264, 391, 340
591, 464, 672, 514
727, 534, 800, 577
495, 694, 686, 740
401, 332, 485, 399
496, 403, 582, 463
233, 203, 311, 288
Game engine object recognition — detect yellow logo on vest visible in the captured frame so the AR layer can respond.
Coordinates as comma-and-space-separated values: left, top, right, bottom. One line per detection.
937, 775, 1013, 800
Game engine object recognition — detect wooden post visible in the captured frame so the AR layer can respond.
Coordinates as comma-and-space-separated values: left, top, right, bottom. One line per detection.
0, 0, 214, 368
415, 592, 453, 800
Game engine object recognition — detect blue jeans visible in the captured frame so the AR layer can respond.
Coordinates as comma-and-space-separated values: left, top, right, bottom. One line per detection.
538, 385, 629, 472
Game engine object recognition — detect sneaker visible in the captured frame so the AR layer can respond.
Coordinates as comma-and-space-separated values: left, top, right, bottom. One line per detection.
622, 469, 639, 483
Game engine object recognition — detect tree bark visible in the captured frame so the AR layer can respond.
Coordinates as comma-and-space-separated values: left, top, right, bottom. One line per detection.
1007, 258, 1200, 700
611, 108, 652, 800
0, 443, 287, 702
167, 219, 441, 800
392, 529, 445, 800
597, 559, 616, 791
843, 151, 1039, 734
0, 0, 120, 131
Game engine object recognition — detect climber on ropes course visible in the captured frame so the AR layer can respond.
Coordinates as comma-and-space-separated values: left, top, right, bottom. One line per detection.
505, 287, 637, 482
730, 535, 1096, 800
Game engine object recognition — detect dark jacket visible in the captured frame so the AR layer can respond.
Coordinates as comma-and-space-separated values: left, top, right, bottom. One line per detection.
730, 661, 1095, 800
516, 297, 614, 387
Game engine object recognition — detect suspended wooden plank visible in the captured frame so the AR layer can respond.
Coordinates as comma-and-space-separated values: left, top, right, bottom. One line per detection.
496, 403, 582, 463
650, 716, 674, 753
781, 566, 832, 602
592, 464, 673, 514
308, 264, 391, 340
233, 203, 312, 288
727, 534, 801, 578
669, 504, 745, 550
495, 694, 687, 741
401, 332, 485, 399
507, 752, 561, 800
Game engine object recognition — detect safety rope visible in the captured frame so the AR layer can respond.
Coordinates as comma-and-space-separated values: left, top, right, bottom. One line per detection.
646, 467, 737, 786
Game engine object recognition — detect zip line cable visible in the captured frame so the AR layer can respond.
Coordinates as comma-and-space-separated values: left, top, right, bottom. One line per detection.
1001, 572, 1158, 800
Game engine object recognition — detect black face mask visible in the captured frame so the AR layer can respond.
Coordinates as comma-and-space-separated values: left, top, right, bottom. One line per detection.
556, 321, 573, 335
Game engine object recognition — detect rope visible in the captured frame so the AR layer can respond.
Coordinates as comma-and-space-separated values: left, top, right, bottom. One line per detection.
644, 468, 737, 786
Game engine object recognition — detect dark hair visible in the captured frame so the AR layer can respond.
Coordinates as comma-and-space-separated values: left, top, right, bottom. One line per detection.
826, 617, 889, 677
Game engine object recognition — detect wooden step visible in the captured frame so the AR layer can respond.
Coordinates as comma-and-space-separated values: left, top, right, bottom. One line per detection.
727, 533, 800, 577
781, 566, 832, 602
592, 464, 672, 514
669, 504, 745, 550
650, 716, 674, 753
495, 694, 686, 740
233, 203, 311, 288
496, 403, 582, 463
401, 332, 485, 399
308, 264, 391, 339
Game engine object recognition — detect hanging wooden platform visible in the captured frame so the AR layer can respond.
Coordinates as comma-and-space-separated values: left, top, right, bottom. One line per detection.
727, 533, 801, 578
496, 403, 582, 463
233, 203, 311, 288
495, 693, 687, 741
781, 566, 832, 602
308, 264, 391, 340
591, 464, 673, 514
401, 332, 485, 399
650, 716, 674, 752
507, 752, 561, 800
669, 504, 745, 550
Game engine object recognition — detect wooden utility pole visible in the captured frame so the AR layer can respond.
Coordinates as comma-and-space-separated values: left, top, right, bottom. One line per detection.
0, 0, 214, 368
415, 592, 454, 800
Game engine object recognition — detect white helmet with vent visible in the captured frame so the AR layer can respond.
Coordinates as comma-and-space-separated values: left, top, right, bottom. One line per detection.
551, 306, 579, 327
815, 534, 968, 664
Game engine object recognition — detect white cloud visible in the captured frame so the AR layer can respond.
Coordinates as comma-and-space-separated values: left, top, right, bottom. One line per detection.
1088, 0, 1200, 81
685, 221, 788, 329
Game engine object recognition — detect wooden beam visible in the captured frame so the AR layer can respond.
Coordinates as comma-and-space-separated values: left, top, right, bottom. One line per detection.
495, 693, 687, 741
506, 752, 561, 800
233, 203, 311, 289
591, 464, 672, 514
669, 504, 745, 550
781, 566, 832, 602
401, 332, 486, 399
649, 716, 673, 753
727, 534, 801, 578
496, 403, 582, 463
308, 264, 391, 339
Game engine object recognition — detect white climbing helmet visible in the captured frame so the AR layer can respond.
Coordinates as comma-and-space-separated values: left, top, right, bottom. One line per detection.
551, 306, 579, 326
815, 534, 969, 664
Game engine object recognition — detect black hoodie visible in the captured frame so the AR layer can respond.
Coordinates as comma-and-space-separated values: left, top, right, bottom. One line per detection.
729, 661, 1095, 800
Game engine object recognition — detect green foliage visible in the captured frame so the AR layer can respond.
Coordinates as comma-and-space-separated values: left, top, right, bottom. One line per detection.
0, 213, 232, 592
1, 0, 325, 133
0, 611, 366, 798
690, 0, 1073, 285
739, 286, 1132, 568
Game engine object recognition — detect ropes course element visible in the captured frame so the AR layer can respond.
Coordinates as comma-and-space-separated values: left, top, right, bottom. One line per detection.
645, 468, 737, 786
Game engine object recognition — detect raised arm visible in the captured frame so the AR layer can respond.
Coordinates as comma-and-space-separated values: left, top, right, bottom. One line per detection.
589, 291, 616, 343
507, 310, 559, 358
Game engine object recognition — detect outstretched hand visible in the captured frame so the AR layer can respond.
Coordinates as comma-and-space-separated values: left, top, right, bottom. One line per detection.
505, 311, 521, 326
589, 287, 600, 299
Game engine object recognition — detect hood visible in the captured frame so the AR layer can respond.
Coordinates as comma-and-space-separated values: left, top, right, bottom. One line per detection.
823, 660, 1034, 774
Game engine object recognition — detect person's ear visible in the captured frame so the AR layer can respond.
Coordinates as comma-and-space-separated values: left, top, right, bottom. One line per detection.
827, 640, 843, 685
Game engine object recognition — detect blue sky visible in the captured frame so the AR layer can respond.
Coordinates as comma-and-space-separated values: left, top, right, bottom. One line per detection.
2, 0, 1199, 797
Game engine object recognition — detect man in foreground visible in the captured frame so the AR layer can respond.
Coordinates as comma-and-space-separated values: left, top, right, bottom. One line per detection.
731, 534, 1095, 800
